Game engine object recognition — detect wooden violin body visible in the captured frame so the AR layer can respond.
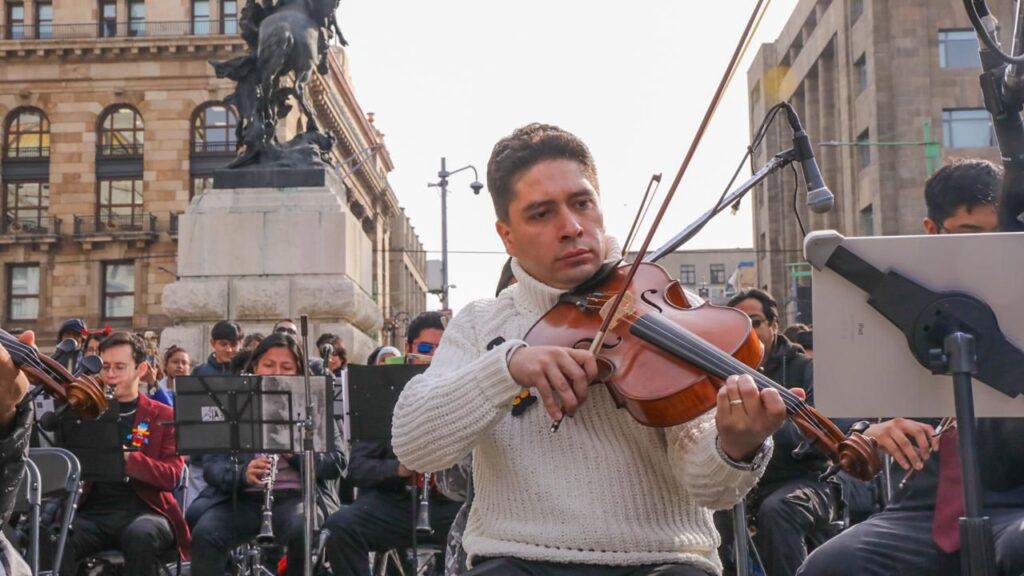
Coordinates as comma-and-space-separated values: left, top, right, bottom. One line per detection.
525, 261, 881, 481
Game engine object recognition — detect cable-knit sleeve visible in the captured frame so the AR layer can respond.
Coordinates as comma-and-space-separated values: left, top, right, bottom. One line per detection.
664, 408, 771, 510
392, 301, 523, 473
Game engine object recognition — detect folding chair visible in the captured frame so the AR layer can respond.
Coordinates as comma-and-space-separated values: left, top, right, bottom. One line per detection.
29, 447, 81, 576
11, 459, 42, 575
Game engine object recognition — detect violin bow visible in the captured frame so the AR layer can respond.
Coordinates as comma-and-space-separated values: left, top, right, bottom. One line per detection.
589, 0, 770, 354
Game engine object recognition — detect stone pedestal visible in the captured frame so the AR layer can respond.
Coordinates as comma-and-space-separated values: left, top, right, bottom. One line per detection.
161, 170, 381, 365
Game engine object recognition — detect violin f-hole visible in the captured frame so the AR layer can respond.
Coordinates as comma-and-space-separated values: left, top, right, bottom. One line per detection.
640, 289, 662, 313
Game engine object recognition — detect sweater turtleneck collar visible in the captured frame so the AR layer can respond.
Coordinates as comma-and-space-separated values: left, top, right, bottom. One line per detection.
508, 236, 623, 316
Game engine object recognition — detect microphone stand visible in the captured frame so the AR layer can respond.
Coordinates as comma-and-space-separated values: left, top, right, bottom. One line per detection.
644, 149, 798, 263
299, 316, 317, 576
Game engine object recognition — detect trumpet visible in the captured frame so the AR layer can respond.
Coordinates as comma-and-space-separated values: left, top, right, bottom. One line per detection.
257, 455, 279, 545
415, 472, 433, 535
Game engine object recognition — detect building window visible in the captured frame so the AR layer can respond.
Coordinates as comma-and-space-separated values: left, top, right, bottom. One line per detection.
99, 0, 117, 37
128, 0, 145, 36
6, 2, 24, 39
942, 108, 994, 148
98, 106, 144, 156
939, 29, 981, 69
850, 0, 863, 23
222, 0, 238, 34
710, 264, 726, 285
857, 129, 871, 169
103, 261, 135, 320
7, 264, 39, 321
35, 2, 52, 39
192, 0, 211, 34
192, 104, 237, 153
3, 108, 49, 158
98, 179, 144, 227
859, 204, 874, 236
680, 264, 696, 285
3, 181, 49, 233
855, 54, 867, 94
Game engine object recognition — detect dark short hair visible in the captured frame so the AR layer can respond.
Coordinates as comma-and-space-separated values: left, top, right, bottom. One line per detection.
782, 323, 809, 342
274, 318, 297, 330
924, 159, 1001, 225
243, 333, 264, 348
244, 333, 306, 375
486, 123, 599, 222
727, 288, 779, 324
211, 320, 243, 342
406, 311, 445, 345
99, 331, 147, 366
317, 333, 347, 364
163, 345, 189, 366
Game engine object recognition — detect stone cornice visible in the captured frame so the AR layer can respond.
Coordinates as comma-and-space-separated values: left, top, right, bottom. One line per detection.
0, 35, 245, 60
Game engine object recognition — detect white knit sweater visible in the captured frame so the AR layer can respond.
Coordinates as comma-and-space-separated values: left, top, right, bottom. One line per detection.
392, 257, 770, 575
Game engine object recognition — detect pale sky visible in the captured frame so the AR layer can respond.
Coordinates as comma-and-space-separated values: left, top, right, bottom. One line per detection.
340, 1, 799, 313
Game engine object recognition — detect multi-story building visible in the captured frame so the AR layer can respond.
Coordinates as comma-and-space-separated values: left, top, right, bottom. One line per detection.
384, 207, 428, 346
747, 0, 1008, 324
629, 248, 757, 305
0, 1, 426, 343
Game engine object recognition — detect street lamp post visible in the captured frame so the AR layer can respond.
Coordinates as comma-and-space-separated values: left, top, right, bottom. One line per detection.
428, 157, 483, 310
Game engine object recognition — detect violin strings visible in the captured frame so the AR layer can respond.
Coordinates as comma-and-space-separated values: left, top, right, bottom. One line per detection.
580, 297, 827, 435
0, 330, 65, 383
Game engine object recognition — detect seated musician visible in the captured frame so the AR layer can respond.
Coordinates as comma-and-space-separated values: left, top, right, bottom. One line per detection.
187, 333, 345, 576
798, 159, 1024, 575
322, 311, 462, 575
0, 330, 39, 575
55, 332, 189, 575
391, 123, 791, 576
714, 289, 827, 576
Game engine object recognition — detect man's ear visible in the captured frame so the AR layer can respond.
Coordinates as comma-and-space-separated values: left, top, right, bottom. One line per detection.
495, 220, 516, 257
137, 360, 149, 380
923, 217, 940, 235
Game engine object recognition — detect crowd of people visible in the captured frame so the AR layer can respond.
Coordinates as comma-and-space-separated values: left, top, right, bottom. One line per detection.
0, 124, 1019, 576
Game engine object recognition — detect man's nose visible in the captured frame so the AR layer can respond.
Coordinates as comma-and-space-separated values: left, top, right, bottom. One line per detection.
558, 208, 584, 239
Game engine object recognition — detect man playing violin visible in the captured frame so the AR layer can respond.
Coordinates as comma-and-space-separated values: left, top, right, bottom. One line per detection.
797, 159, 1024, 576
392, 123, 792, 576
0, 331, 36, 575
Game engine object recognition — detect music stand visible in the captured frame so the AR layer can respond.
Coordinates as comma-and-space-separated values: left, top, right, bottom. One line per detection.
806, 230, 1024, 576
56, 401, 126, 482
345, 364, 426, 442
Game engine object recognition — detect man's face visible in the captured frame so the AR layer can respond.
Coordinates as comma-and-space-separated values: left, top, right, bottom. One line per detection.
406, 327, 443, 365
100, 344, 145, 400
85, 338, 101, 356
923, 203, 998, 235
495, 159, 605, 290
275, 321, 299, 337
733, 298, 777, 352
211, 339, 240, 364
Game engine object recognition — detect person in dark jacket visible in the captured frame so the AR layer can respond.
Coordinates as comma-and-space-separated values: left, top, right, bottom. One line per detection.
186, 334, 345, 576
798, 159, 1023, 576
715, 289, 828, 576
191, 320, 243, 376
323, 312, 460, 575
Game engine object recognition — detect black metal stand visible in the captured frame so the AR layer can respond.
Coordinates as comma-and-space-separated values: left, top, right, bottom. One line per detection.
732, 500, 750, 576
939, 332, 997, 576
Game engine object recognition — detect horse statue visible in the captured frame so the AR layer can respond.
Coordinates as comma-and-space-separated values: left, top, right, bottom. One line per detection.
211, 0, 345, 169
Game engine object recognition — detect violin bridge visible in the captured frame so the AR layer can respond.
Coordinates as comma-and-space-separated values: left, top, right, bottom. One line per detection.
599, 292, 635, 329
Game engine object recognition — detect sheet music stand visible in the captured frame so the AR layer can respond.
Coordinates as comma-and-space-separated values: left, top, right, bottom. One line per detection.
806, 230, 1024, 576
345, 364, 426, 442
56, 401, 126, 482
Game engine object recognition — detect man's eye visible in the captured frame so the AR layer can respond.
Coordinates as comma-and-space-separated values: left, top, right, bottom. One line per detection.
530, 211, 548, 220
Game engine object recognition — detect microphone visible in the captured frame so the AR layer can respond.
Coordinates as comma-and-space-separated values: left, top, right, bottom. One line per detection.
320, 344, 333, 364
785, 105, 834, 214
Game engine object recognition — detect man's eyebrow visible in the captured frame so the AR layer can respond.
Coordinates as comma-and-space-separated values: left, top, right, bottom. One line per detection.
521, 199, 556, 213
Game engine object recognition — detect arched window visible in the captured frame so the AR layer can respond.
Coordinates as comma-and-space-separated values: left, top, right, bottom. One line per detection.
192, 103, 237, 153
3, 108, 49, 159
98, 105, 144, 156
190, 102, 237, 198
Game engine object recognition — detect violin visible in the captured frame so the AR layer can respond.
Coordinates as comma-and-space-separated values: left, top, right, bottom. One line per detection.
524, 262, 881, 482
0, 328, 108, 421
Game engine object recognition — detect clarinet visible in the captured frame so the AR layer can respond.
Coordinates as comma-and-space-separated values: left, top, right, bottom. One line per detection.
415, 472, 433, 535
256, 455, 279, 544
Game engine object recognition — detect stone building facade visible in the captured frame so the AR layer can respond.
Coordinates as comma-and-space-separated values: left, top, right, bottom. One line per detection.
747, 0, 1007, 323
0, 1, 426, 347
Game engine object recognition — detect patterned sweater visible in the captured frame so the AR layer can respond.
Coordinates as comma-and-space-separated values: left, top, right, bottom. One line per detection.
392, 257, 769, 574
